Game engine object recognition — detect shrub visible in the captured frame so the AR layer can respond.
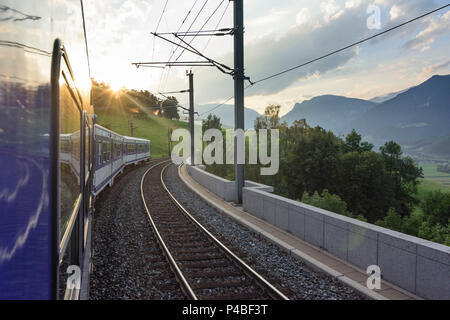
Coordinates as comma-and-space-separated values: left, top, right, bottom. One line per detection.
301, 190, 367, 222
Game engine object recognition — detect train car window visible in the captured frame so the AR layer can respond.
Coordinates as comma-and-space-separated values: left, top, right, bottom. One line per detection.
85, 121, 89, 175
111, 141, 115, 160
97, 139, 102, 165
115, 143, 121, 158
59, 61, 82, 242
102, 141, 109, 163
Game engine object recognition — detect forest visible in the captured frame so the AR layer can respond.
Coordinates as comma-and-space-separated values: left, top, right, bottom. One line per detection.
203, 105, 450, 246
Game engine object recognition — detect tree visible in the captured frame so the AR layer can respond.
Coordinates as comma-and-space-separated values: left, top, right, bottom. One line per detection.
418, 221, 450, 246
338, 151, 392, 222
380, 141, 423, 217
162, 96, 180, 120
282, 127, 342, 200
421, 191, 450, 226
202, 114, 222, 132
254, 104, 285, 130
343, 129, 374, 153
376, 208, 404, 231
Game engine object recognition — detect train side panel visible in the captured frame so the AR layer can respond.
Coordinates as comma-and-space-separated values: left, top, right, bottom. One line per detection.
93, 127, 151, 195
0, 0, 91, 299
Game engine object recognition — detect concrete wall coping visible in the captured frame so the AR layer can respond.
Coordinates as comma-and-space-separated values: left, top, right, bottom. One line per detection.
187, 164, 449, 299
189, 165, 232, 184
244, 186, 450, 265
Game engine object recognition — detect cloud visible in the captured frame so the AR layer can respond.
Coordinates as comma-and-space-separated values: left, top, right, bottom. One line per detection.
320, 0, 344, 23
386, 0, 439, 22
389, 5, 401, 20
296, 8, 311, 26
184, 8, 370, 103
403, 10, 450, 51
79, 0, 450, 112
83, 0, 154, 87
422, 60, 450, 75
345, 0, 363, 9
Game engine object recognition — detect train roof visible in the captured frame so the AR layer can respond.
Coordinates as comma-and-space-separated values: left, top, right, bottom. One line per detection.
122, 135, 151, 143
95, 124, 150, 143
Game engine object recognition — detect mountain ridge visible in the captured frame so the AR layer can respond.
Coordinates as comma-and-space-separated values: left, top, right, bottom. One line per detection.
281, 94, 377, 131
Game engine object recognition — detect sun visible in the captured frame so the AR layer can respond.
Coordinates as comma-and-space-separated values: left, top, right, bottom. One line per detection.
109, 80, 123, 92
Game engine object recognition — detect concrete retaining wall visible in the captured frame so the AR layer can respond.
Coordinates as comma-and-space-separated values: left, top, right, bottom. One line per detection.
186, 165, 274, 201
185, 165, 450, 299
243, 187, 450, 300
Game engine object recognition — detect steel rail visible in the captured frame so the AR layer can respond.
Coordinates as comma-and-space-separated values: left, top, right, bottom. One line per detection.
161, 163, 289, 300
140, 160, 198, 300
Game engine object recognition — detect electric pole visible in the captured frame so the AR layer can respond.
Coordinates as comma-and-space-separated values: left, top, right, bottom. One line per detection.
129, 117, 134, 137
168, 127, 172, 157
187, 70, 195, 165
234, 0, 245, 203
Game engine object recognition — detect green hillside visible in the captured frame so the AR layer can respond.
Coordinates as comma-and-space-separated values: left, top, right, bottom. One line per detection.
96, 111, 188, 158
92, 81, 189, 158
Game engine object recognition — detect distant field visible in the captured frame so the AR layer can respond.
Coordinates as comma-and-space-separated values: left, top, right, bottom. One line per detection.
96, 111, 189, 158
416, 163, 450, 200
419, 163, 450, 184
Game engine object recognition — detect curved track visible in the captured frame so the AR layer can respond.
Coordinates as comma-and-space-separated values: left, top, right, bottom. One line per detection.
90, 158, 186, 300
141, 162, 289, 300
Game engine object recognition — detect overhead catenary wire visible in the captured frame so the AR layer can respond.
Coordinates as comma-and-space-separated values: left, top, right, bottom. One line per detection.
202, 0, 230, 53
174, 0, 226, 63
199, 95, 234, 116
159, 0, 211, 93
155, 0, 169, 34
167, 0, 209, 62
136, 33, 233, 73
152, 0, 169, 90
159, 0, 200, 90
157, 28, 232, 36
200, 4, 450, 116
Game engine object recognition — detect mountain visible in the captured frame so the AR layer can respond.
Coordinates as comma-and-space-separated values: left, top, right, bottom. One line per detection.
369, 88, 410, 103
422, 135, 450, 158
344, 75, 450, 147
196, 104, 261, 130
281, 95, 377, 130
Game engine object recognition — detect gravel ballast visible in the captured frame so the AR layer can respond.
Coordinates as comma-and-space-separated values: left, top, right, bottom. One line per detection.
90, 161, 184, 300
164, 164, 365, 300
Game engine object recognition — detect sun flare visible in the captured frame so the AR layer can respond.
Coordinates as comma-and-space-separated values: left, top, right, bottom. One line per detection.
109, 80, 124, 92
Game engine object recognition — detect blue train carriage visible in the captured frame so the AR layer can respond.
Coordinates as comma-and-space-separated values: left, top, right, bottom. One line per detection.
0, 0, 94, 299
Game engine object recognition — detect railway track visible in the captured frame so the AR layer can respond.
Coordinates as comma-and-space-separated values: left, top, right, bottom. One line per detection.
90, 157, 186, 300
141, 161, 289, 300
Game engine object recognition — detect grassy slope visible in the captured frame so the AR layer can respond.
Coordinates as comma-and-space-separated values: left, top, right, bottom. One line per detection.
95, 111, 189, 158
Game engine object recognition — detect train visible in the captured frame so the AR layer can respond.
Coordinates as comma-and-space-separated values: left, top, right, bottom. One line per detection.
0, 0, 151, 299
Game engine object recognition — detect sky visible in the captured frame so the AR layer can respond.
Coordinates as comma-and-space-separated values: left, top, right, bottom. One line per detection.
83, 0, 450, 115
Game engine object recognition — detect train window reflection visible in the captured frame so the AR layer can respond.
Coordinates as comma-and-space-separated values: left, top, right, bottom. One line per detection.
59, 75, 81, 240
